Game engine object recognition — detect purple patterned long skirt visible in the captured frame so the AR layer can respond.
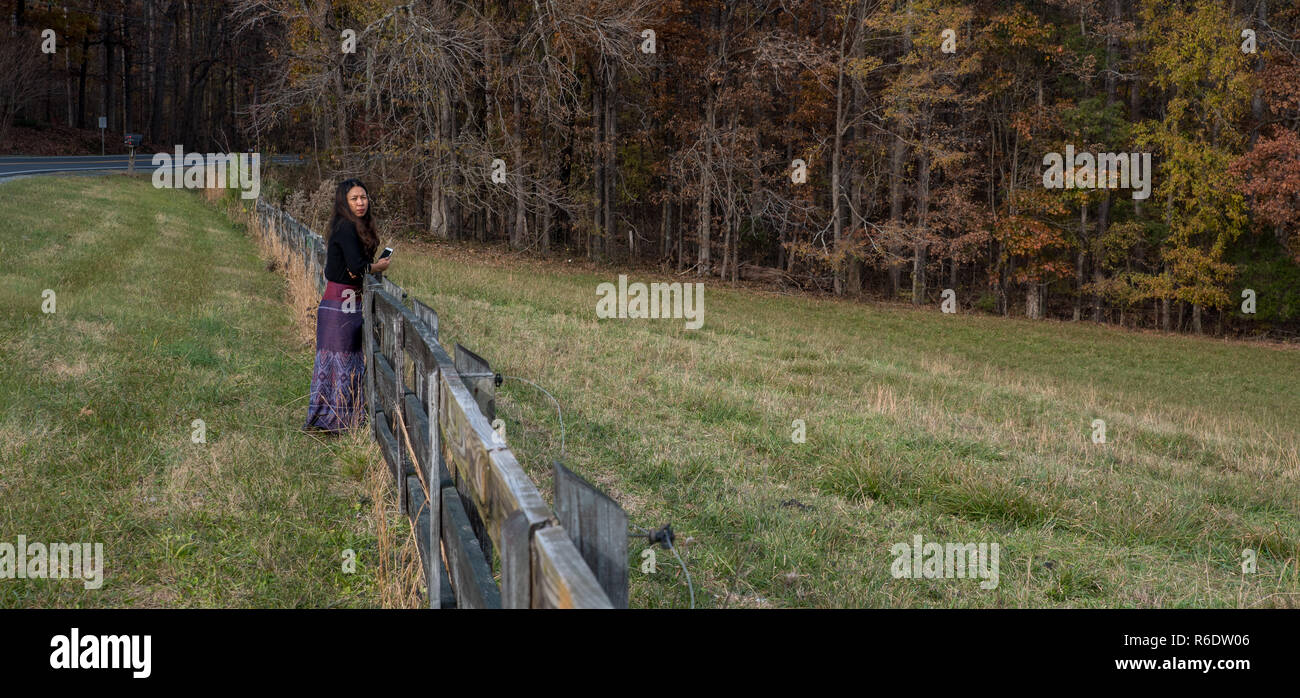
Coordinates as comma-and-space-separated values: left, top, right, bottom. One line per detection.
303, 280, 367, 433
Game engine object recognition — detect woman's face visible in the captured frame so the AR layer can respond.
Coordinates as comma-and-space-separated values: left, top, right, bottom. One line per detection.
347, 186, 369, 218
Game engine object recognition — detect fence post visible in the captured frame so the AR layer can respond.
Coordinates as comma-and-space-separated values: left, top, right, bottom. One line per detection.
364, 275, 377, 442
392, 307, 408, 515
427, 367, 442, 609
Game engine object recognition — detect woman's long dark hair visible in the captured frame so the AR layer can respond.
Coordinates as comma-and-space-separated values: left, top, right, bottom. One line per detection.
328, 178, 379, 256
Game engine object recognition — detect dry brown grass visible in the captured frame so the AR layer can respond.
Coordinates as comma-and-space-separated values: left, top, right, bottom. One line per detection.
351, 429, 423, 608
44, 357, 93, 379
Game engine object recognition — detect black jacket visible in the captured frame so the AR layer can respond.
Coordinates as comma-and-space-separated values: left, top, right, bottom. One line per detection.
324, 218, 376, 285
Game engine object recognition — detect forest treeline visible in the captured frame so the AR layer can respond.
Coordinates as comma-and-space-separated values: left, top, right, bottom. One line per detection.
6, 1, 1300, 336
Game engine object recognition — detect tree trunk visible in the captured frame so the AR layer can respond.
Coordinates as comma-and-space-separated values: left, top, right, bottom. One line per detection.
540, 178, 552, 254
101, 13, 114, 134
77, 33, 89, 129
889, 0, 914, 298
831, 14, 848, 295
1076, 203, 1087, 321
63, 7, 72, 127
660, 195, 671, 259
912, 128, 930, 306
846, 0, 867, 296
150, 3, 171, 143
1250, 0, 1267, 145
120, 15, 130, 135
1026, 284, 1042, 320
512, 74, 526, 249
677, 202, 686, 272
1092, 0, 1122, 321
335, 65, 348, 151
604, 66, 617, 259
697, 92, 715, 276
591, 59, 603, 259
429, 94, 448, 238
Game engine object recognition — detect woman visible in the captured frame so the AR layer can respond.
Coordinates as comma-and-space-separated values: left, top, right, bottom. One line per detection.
303, 178, 391, 434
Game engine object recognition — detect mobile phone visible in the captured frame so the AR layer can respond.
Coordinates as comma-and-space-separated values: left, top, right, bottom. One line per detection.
378, 247, 393, 260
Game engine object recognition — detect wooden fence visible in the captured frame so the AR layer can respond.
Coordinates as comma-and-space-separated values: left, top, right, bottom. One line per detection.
253, 199, 626, 609
255, 201, 328, 296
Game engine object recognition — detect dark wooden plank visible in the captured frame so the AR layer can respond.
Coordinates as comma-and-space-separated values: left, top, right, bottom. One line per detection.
398, 298, 456, 377
373, 289, 398, 363
407, 355, 455, 493
372, 350, 396, 458
402, 311, 456, 392
454, 343, 496, 422
380, 275, 405, 305
424, 366, 453, 490
399, 324, 493, 569
554, 461, 629, 608
403, 328, 459, 497
437, 368, 496, 512
373, 348, 396, 385
454, 470, 493, 569
439, 558, 456, 608
500, 509, 544, 609
531, 526, 613, 609
376, 287, 441, 419
437, 454, 452, 489
406, 475, 443, 609
363, 277, 378, 442
447, 345, 496, 567
440, 487, 501, 609
438, 373, 551, 547
374, 410, 400, 486
430, 347, 495, 567
391, 305, 408, 515
412, 298, 439, 341
395, 393, 426, 493
403, 391, 430, 478
405, 328, 427, 406
370, 288, 396, 446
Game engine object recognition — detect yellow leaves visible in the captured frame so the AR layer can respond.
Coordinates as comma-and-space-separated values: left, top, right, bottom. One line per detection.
845, 56, 883, 80
1096, 222, 1146, 270
1141, 0, 1252, 117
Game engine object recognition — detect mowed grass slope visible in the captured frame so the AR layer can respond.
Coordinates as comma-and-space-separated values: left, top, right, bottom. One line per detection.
384, 238, 1300, 608
0, 176, 389, 607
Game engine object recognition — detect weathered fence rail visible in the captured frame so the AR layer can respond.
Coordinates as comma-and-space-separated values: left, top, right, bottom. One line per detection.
253, 199, 624, 609
256, 201, 328, 296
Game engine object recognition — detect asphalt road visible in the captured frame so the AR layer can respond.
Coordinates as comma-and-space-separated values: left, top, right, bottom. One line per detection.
0, 154, 303, 180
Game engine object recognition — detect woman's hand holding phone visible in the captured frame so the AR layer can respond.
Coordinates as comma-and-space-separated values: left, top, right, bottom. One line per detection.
368, 246, 393, 274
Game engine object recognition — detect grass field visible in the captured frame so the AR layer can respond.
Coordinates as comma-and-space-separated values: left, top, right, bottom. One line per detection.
0, 175, 415, 608
382, 224, 1300, 608
4, 175, 1298, 608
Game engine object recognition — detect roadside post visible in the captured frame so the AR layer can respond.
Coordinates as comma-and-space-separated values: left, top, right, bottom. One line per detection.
124, 134, 142, 174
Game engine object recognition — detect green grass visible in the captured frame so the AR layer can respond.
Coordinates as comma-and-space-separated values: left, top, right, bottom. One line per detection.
0, 176, 392, 607
381, 236, 1300, 608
